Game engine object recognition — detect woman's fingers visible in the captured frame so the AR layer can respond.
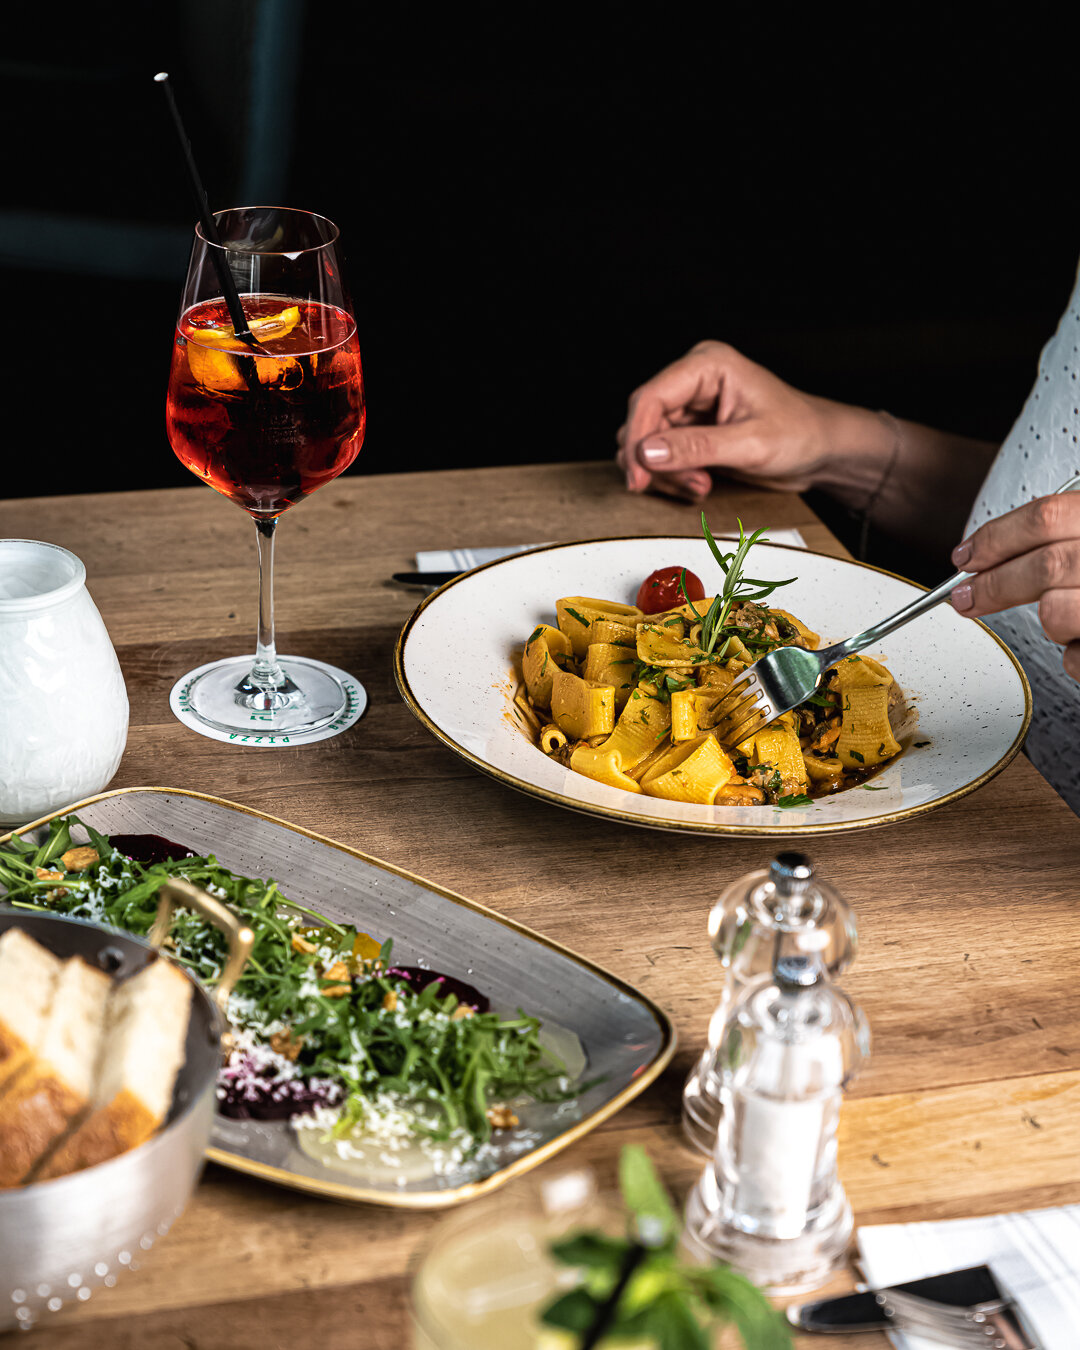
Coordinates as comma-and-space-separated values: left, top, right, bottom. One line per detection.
950, 497, 1080, 680
615, 444, 711, 500
952, 493, 1080, 571
1039, 588, 1080, 646
622, 343, 735, 461
951, 540, 1080, 616
650, 468, 712, 501
616, 444, 651, 493
633, 421, 761, 475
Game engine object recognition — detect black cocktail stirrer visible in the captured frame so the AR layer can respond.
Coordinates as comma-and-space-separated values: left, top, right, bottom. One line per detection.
154, 71, 259, 349
578, 1239, 648, 1350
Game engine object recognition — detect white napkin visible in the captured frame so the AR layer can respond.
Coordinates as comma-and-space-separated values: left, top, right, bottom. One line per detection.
415, 529, 807, 572
857, 1205, 1080, 1349
415, 543, 549, 571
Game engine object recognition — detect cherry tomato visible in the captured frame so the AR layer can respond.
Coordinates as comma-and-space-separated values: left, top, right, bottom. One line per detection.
636, 566, 705, 614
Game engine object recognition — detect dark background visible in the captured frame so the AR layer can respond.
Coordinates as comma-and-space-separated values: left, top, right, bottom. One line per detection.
3, 2, 1076, 564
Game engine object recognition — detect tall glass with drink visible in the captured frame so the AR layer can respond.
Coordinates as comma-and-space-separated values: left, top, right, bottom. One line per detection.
165, 206, 365, 738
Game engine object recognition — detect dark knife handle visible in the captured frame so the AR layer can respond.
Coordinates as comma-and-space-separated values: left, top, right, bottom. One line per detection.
787, 1290, 887, 1333
391, 571, 461, 586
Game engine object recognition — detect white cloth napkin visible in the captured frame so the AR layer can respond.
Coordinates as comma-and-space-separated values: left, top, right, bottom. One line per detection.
857, 1205, 1080, 1349
415, 529, 807, 572
415, 543, 548, 571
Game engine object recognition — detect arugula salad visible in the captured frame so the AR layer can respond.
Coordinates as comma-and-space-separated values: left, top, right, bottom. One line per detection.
0, 816, 585, 1178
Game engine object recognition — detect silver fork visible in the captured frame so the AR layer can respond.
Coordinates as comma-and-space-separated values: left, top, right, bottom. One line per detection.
710, 566, 974, 748
880, 1286, 1037, 1348
711, 470, 1080, 748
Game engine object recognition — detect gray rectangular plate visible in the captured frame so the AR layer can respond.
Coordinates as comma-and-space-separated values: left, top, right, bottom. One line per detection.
2, 788, 675, 1208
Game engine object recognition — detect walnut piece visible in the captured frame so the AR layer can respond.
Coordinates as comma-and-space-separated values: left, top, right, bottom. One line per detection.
324, 961, 350, 982
450, 1005, 474, 1021
269, 1028, 304, 1061
34, 868, 67, 895
486, 1105, 519, 1130
382, 990, 399, 1012
321, 983, 351, 998
60, 846, 99, 873
291, 932, 317, 955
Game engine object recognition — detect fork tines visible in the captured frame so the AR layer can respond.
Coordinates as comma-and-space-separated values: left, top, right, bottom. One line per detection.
712, 676, 771, 749
880, 1287, 1020, 1347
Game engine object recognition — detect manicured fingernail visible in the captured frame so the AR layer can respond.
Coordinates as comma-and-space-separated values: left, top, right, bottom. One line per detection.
639, 436, 671, 466
952, 540, 972, 568
951, 583, 973, 611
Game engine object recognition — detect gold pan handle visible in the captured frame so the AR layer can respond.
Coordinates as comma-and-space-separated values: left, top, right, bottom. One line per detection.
150, 877, 255, 1054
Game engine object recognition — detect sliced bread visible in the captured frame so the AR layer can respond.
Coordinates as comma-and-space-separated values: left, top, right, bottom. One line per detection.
36, 956, 192, 1179
0, 928, 63, 1095
0, 955, 112, 1187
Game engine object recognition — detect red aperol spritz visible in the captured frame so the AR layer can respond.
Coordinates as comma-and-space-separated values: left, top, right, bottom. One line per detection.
166, 295, 365, 517
165, 206, 367, 739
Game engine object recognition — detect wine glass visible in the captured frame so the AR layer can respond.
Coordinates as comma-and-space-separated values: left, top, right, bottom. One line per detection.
165, 206, 366, 738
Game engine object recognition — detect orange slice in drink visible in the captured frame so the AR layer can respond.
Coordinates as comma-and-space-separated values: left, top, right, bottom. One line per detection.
189, 305, 301, 351
186, 305, 304, 391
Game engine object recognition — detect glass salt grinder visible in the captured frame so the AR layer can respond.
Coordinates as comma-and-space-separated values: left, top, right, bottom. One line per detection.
681, 930, 870, 1294
682, 851, 857, 1155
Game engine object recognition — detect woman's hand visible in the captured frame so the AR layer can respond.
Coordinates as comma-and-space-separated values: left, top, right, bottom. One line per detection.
951, 494, 1080, 678
615, 340, 893, 503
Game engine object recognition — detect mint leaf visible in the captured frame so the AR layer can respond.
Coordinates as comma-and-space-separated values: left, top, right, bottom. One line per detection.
645, 1292, 711, 1350
618, 1145, 678, 1246
538, 1287, 599, 1332
549, 1231, 628, 1270
692, 1265, 792, 1348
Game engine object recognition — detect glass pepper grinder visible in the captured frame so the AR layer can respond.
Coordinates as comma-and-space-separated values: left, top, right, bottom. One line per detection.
682, 851, 857, 1155
681, 929, 870, 1294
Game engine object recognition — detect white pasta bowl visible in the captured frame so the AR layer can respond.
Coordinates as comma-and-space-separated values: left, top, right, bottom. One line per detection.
395, 537, 1032, 836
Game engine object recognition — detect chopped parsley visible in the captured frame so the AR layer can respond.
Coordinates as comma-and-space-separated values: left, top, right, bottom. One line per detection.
776, 793, 813, 809
564, 606, 591, 628
630, 659, 692, 701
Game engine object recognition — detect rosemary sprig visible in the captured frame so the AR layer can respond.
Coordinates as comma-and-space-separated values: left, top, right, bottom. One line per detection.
689, 514, 798, 662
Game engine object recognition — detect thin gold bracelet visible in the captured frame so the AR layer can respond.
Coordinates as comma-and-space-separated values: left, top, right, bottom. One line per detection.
857, 410, 903, 560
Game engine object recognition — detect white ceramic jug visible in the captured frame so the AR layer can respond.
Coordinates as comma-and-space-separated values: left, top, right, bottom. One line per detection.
0, 540, 129, 825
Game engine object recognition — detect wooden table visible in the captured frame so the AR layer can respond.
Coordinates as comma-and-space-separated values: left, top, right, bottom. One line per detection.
2, 462, 1078, 1349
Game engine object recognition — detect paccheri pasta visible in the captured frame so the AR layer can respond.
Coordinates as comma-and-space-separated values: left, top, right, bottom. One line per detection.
514, 524, 903, 807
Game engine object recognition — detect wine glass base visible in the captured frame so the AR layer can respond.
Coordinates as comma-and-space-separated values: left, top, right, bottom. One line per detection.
170, 655, 367, 745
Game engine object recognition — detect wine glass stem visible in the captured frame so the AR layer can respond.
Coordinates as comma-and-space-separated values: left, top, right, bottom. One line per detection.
251, 516, 287, 692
